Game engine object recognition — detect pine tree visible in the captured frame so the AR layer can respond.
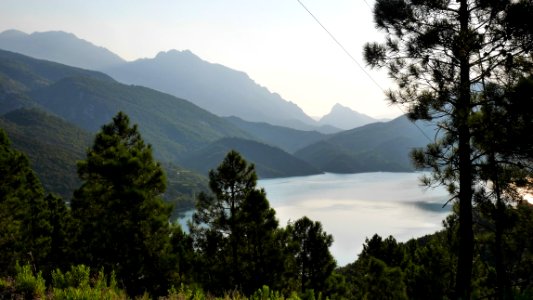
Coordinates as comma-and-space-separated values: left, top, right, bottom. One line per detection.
286, 216, 336, 295
190, 150, 285, 294
236, 188, 285, 294
0, 129, 51, 274
71, 112, 174, 296
364, 1, 533, 298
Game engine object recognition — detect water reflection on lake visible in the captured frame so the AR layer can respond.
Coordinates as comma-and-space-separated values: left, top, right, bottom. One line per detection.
180, 172, 451, 266
260, 172, 451, 266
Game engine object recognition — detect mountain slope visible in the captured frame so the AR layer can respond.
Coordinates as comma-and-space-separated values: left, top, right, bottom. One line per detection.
319, 103, 378, 130
224, 116, 327, 153
29, 76, 252, 160
0, 108, 90, 198
0, 47, 114, 90
181, 137, 321, 179
0, 29, 125, 70
102, 49, 319, 129
295, 115, 436, 173
0, 108, 209, 212
0, 49, 251, 162
0, 29, 334, 132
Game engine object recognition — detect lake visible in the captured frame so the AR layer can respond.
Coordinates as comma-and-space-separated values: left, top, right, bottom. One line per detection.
180, 172, 451, 267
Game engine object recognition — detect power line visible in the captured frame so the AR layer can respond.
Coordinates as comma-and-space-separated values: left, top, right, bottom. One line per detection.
296, 0, 384, 92
295, 0, 434, 143
361, 0, 372, 10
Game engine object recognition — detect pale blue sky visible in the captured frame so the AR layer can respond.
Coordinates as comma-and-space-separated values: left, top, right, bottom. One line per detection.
0, 0, 400, 118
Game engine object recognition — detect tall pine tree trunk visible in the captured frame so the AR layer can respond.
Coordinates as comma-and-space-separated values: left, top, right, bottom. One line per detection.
456, 0, 474, 298
490, 152, 511, 300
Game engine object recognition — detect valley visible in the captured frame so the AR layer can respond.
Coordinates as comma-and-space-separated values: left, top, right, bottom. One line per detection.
0, 34, 435, 213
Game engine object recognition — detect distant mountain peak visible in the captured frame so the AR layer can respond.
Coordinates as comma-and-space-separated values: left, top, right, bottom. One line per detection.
319, 103, 377, 130
0, 29, 125, 70
153, 49, 202, 63
330, 103, 354, 113
0, 29, 27, 37
332, 102, 346, 109
32, 30, 76, 38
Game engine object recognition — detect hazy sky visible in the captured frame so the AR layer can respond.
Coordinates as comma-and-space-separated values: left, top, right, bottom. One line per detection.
0, 0, 402, 119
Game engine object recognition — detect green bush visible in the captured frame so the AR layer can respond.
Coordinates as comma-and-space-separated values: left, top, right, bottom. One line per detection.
250, 285, 299, 300
52, 265, 91, 289
14, 263, 46, 299
50, 265, 125, 300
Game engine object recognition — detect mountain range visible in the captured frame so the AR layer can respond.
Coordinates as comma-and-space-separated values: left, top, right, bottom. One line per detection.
0, 29, 438, 211
0, 29, 377, 132
0, 29, 125, 70
0, 48, 321, 178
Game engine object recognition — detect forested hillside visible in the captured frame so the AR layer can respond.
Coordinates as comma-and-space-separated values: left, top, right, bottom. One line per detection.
224, 116, 327, 153
0, 108, 90, 198
181, 137, 320, 178
0, 108, 208, 213
296, 115, 436, 173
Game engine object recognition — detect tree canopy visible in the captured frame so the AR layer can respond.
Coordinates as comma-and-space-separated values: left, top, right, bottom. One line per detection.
0, 128, 52, 275
70, 112, 175, 296
364, 0, 533, 297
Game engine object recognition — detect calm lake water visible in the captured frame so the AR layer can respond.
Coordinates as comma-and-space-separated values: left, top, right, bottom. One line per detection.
180, 172, 451, 266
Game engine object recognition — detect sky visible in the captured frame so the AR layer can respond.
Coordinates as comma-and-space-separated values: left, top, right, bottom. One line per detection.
0, 0, 402, 119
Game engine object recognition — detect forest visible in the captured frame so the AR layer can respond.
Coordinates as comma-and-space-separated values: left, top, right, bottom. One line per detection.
0, 107, 532, 299
1, 0, 533, 299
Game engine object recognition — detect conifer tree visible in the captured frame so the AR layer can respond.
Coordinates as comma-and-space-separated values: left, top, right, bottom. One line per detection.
191, 150, 285, 294
43, 194, 72, 273
236, 188, 285, 294
0, 129, 52, 274
71, 112, 174, 296
364, 1, 532, 298
286, 216, 336, 295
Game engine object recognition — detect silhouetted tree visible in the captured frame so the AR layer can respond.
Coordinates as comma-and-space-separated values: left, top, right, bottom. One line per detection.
0, 129, 52, 274
190, 150, 286, 294
286, 216, 336, 295
71, 112, 174, 296
364, 1, 533, 298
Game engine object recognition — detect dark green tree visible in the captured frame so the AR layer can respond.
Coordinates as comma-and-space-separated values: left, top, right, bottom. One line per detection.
362, 257, 408, 300
190, 150, 285, 294
468, 75, 533, 299
364, 1, 533, 298
0, 128, 52, 274
286, 216, 336, 295
42, 194, 72, 274
359, 234, 406, 268
70, 112, 174, 296
403, 232, 456, 299
236, 188, 285, 294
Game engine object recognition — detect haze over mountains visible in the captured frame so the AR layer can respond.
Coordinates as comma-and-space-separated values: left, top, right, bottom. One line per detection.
0, 29, 376, 131
319, 103, 379, 130
103, 49, 324, 131
0, 29, 125, 70
0, 29, 438, 210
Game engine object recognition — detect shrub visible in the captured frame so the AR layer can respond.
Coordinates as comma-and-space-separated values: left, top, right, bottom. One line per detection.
14, 263, 46, 299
